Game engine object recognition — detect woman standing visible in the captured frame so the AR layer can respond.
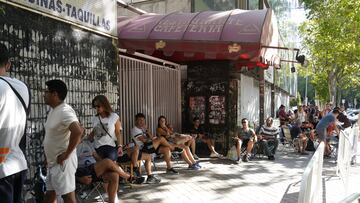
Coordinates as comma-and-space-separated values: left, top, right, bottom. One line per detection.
90, 95, 122, 161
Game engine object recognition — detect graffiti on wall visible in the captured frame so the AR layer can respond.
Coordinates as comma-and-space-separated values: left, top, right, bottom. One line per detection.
0, 3, 118, 195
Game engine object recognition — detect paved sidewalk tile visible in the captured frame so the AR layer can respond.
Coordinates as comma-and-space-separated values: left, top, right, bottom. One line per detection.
83, 141, 360, 203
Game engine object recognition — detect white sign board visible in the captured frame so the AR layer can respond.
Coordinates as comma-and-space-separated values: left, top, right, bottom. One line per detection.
8, 0, 117, 37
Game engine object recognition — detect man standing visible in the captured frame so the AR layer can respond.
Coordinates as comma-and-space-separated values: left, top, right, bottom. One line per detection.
43, 79, 83, 203
258, 117, 279, 160
0, 43, 30, 203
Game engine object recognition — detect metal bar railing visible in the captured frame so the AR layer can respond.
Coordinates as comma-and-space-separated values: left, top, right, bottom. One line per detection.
298, 142, 325, 203
336, 128, 353, 194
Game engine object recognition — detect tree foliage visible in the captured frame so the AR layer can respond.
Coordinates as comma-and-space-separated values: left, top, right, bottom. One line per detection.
299, 0, 360, 105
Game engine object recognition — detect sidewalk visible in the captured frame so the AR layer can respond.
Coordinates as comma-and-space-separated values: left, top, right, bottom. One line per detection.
88, 142, 360, 203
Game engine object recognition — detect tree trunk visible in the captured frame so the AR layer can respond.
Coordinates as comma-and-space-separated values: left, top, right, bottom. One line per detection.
328, 69, 337, 105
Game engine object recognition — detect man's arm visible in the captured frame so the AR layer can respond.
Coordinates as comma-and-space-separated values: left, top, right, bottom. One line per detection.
57, 121, 83, 165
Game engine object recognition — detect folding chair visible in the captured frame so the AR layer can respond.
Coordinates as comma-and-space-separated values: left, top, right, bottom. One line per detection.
76, 180, 105, 203
281, 126, 296, 152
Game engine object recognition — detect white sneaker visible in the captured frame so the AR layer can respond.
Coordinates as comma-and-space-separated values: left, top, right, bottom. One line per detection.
210, 152, 220, 158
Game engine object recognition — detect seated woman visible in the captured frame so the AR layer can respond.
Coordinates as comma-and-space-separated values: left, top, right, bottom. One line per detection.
157, 116, 201, 170
189, 117, 222, 158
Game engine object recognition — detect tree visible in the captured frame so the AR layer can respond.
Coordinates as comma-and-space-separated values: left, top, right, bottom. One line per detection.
299, 0, 360, 105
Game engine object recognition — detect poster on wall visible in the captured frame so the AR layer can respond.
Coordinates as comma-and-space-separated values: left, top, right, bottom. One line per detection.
189, 96, 206, 124
209, 96, 225, 125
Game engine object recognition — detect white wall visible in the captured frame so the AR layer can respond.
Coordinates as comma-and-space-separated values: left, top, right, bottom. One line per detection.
118, 0, 191, 17
240, 74, 259, 126
275, 90, 290, 112
264, 83, 272, 120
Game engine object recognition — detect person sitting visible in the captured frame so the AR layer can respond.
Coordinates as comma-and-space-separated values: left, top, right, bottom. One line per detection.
257, 117, 279, 160
234, 118, 257, 162
189, 117, 222, 158
290, 120, 308, 155
76, 138, 134, 203
131, 113, 180, 174
156, 116, 201, 170
120, 143, 161, 184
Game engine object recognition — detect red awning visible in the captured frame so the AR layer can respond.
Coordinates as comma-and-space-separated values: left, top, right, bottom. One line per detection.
118, 9, 280, 68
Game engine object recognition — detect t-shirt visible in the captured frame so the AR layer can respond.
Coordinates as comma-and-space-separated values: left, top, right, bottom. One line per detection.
0, 76, 29, 178
316, 113, 336, 132
43, 103, 78, 167
77, 140, 96, 168
130, 126, 148, 149
91, 112, 120, 149
189, 125, 205, 136
236, 127, 255, 140
258, 125, 279, 139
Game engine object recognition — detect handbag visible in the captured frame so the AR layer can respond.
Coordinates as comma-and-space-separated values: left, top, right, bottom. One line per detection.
226, 145, 238, 161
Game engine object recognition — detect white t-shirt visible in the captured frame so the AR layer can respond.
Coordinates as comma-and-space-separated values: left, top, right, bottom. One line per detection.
130, 126, 147, 149
91, 112, 120, 149
77, 140, 96, 168
43, 103, 78, 167
0, 76, 29, 178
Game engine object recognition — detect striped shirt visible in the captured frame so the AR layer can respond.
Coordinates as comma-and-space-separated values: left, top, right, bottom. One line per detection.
258, 125, 279, 139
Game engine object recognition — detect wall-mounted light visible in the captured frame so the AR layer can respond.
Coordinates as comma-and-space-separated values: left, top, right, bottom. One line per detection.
291, 64, 296, 73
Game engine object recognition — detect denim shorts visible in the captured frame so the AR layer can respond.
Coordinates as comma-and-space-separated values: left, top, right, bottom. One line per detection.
95, 145, 118, 161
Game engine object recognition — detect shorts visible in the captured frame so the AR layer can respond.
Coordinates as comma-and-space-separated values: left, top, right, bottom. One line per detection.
46, 151, 77, 196
75, 164, 99, 182
95, 145, 118, 161
140, 141, 160, 154
0, 170, 26, 203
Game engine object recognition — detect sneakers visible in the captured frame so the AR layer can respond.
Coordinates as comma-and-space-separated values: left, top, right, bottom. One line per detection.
210, 152, 222, 158
166, 167, 179, 174
193, 154, 199, 160
268, 155, 275, 160
242, 154, 250, 162
129, 176, 145, 184
195, 162, 202, 168
146, 175, 161, 184
188, 163, 201, 170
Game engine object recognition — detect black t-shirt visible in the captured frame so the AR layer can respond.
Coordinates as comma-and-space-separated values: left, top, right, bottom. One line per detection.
290, 125, 302, 139
189, 125, 205, 135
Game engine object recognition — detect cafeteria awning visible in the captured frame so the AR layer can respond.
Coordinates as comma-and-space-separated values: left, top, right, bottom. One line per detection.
118, 9, 280, 69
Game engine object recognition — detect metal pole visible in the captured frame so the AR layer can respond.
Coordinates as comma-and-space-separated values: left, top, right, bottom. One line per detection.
305, 65, 309, 105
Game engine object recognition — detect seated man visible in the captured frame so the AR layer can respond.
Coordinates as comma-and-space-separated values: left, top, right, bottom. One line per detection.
76, 138, 133, 203
234, 118, 257, 162
189, 117, 222, 158
131, 113, 180, 174
257, 117, 279, 160
121, 143, 161, 184
290, 120, 308, 155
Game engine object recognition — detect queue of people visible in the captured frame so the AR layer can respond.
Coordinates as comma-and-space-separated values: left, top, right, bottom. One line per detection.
0, 41, 356, 203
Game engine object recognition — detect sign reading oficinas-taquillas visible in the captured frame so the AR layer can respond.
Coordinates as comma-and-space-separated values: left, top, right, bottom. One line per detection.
7, 0, 117, 37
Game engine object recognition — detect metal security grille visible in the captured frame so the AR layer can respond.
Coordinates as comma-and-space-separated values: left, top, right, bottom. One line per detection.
119, 54, 181, 143
0, 3, 118, 191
